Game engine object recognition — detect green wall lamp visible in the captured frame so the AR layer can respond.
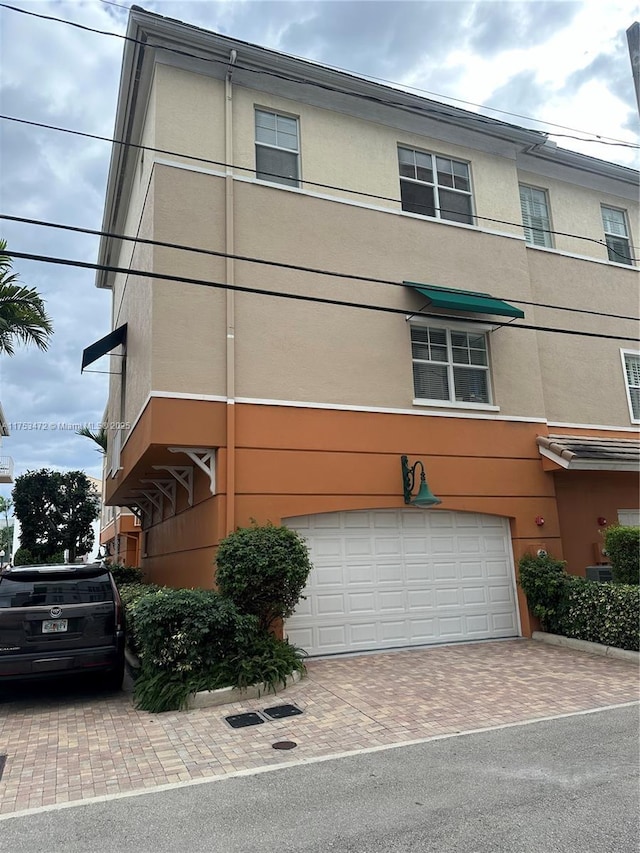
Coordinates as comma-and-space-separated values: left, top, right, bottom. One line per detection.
401, 455, 441, 507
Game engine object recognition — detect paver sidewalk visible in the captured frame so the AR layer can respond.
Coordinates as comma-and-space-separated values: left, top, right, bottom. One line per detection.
1, 639, 638, 815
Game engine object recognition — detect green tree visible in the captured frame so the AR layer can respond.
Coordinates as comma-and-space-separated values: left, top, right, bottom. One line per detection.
12, 469, 100, 562
76, 425, 107, 455
0, 238, 53, 355
0, 495, 13, 561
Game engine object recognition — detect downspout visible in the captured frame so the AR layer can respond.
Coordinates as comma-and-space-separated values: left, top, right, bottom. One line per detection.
225, 50, 237, 535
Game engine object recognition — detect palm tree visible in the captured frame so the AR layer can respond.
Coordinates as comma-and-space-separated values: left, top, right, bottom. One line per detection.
76, 425, 107, 455
0, 239, 53, 355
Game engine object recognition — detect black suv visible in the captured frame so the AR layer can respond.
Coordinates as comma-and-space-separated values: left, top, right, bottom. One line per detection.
0, 563, 125, 690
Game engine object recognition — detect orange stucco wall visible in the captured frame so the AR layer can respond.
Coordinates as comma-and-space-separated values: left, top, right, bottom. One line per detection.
553, 471, 639, 575
109, 397, 639, 638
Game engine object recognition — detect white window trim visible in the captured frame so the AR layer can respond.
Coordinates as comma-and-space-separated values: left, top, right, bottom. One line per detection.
398, 145, 475, 224
601, 205, 633, 265
410, 318, 496, 409
255, 107, 301, 187
519, 183, 553, 248
620, 348, 640, 424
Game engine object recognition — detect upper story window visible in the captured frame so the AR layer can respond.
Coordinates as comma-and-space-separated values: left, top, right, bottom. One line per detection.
621, 350, 640, 423
411, 325, 492, 406
601, 206, 633, 265
519, 185, 552, 247
255, 109, 300, 188
398, 147, 473, 225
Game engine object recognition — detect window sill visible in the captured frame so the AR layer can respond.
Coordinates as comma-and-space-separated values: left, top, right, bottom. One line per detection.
413, 399, 500, 412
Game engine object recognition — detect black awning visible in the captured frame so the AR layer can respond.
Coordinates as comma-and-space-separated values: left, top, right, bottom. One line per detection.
81, 324, 127, 371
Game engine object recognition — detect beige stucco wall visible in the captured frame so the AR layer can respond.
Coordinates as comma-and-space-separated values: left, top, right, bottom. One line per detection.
517, 168, 639, 261
150, 165, 228, 396
153, 62, 226, 170
527, 248, 639, 426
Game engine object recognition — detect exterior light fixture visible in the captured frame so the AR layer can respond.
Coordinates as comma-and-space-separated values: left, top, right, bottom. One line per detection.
401, 455, 441, 508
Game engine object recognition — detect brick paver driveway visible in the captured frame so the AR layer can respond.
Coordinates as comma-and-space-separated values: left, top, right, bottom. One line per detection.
1, 639, 638, 815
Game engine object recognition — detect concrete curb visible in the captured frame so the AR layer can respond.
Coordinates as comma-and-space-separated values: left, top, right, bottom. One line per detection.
186, 670, 302, 709
532, 631, 640, 665
124, 649, 303, 708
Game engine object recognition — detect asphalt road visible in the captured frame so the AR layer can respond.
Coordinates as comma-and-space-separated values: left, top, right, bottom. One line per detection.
1, 705, 638, 853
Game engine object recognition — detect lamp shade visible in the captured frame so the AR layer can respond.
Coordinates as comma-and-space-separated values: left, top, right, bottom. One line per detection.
411, 479, 441, 507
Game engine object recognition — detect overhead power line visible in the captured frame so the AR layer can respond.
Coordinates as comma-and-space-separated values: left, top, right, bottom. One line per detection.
3, 247, 639, 344
2, 213, 638, 324
2, 114, 638, 261
0, 2, 638, 150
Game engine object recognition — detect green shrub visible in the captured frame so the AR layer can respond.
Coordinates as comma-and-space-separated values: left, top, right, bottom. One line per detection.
517, 553, 568, 633
109, 563, 145, 587
604, 526, 640, 585
132, 587, 261, 711
216, 522, 313, 629
563, 578, 639, 651
215, 634, 307, 692
13, 548, 65, 566
118, 582, 163, 656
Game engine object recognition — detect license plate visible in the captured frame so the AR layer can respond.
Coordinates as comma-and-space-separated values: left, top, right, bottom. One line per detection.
42, 619, 68, 634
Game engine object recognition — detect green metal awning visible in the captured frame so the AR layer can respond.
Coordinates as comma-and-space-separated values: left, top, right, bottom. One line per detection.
405, 282, 525, 319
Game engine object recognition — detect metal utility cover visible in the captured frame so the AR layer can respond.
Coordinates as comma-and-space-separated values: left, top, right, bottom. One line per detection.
0, 755, 6, 782
262, 704, 303, 720
272, 741, 297, 750
225, 712, 265, 729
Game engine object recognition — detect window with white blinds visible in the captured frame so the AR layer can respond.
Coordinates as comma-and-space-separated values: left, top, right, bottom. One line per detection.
602, 207, 633, 265
519, 185, 552, 247
255, 109, 300, 188
411, 326, 491, 405
622, 350, 640, 422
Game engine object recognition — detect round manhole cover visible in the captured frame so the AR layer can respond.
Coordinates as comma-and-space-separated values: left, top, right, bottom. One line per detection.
272, 741, 297, 750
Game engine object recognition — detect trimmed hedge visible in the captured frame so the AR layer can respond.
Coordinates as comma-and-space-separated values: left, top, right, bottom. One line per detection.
604, 526, 640, 585
109, 563, 145, 587
519, 554, 640, 652
563, 579, 639, 651
216, 522, 313, 629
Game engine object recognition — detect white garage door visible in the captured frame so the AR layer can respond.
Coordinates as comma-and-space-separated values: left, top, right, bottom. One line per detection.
285, 509, 519, 656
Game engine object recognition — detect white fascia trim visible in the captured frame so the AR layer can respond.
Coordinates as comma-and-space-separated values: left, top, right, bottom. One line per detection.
233, 395, 546, 423
153, 157, 524, 243
547, 420, 640, 433
526, 243, 639, 271
120, 393, 639, 446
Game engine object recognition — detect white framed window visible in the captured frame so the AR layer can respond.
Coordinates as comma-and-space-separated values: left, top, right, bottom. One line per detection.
602, 206, 633, 265
255, 109, 300, 188
621, 349, 640, 423
398, 147, 473, 224
519, 184, 552, 247
411, 323, 493, 406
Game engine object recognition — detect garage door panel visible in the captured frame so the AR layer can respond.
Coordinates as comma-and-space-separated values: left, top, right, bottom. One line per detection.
285, 509, 518, 656
348, 592, 376, 613
462, 586, 488, 605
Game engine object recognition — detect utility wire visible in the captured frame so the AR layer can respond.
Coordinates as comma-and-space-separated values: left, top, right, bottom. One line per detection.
3, 114, 638, 260
3, 248, 639, 343
1, 1, 637, 150
2, 213, 638, 324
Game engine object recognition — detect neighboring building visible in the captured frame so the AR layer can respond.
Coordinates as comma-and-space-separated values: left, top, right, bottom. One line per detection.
87, 8, 639, 656
0, 403, 14, 485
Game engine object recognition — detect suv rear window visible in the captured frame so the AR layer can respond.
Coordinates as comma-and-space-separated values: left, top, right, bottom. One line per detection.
0, 574, 113, 608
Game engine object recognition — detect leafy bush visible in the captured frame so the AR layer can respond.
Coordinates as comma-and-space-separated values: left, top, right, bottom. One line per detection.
13, 547, 64, 566
216, 522, 313, 629
214, 634, 307, 692
518, 552, 640, 651
604, 526, 640, 585
132, 588, 262, 711
109, 563, 145, 587
517, 553, 568, 633
562, 579, 639, 651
